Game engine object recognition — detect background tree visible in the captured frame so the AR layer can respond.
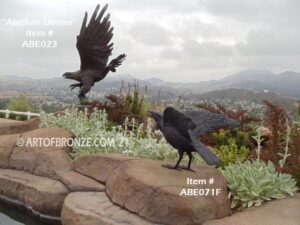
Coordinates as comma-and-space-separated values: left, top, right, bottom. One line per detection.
7, 94, 33, 112
0, 98, 9, 110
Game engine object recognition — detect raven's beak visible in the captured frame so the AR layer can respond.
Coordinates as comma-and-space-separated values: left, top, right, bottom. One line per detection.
62, 73, 68, 78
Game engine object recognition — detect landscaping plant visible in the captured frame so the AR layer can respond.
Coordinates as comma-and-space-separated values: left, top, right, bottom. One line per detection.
216, 138, 249, 169
222, 160, 298, 208
82, 84, 149, 125
39, 107, 203, 164
222, 124, 298, 209
260, 100, 300, 186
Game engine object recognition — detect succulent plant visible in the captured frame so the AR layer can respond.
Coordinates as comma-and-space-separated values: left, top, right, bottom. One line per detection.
222, 160, 298, 208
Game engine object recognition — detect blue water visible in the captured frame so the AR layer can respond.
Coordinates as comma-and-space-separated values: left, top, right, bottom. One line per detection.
0, 202, 59, 225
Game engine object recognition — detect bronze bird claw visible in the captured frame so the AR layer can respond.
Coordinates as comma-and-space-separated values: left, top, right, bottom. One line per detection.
162, 164, 182, 171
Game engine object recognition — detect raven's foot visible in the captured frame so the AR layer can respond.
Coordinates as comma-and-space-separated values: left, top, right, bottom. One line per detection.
162, 164, 181, 171
177, 165, 195, 172
69, 83, 81, 90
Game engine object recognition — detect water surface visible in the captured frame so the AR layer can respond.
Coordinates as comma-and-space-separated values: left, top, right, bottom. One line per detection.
0, 202, 59, 225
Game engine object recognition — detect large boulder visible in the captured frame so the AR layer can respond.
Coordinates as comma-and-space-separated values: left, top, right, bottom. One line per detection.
33, 150, 73, 180
74, 153, 137, 183
62, 192, 155, 225
9, 149, 73, 180
8, 127, 74, 179
8, 147, 39, 172
0, 169, 69, 220
0, 117, 39, 135
0, 134, 20, 168
19, 127, 74, 152
203, 193, 300, 225
61, 171, 105, 192
106, 159, 231, 225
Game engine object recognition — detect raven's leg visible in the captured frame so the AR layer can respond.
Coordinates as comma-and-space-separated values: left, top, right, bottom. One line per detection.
162, 151, 183, 170
174, 151, 184, 169
187, 152, 195, 172
78, 77, 94, 99
177, 151, 195, 172
78, 85, 93, 97
69, 83, 82, 90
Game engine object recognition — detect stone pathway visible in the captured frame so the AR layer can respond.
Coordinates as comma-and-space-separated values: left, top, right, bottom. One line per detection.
0, 118, 39, 135
203, 193, 300, 225
0, 118, 21, 127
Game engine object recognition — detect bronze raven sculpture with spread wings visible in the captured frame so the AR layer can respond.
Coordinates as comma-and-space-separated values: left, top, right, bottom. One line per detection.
63, 4, 126, 100
149, 107, 240, 171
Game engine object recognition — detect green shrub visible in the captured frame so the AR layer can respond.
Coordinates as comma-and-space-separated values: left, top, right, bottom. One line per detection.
16, 114, 28, 121
8, 113, 17, 120
7, 94, 33, 112
212, 129, 253, 149
0, 98, 9, 109
222, 160, 298, 208
0, 113, 28, 121
124, 84, 149, 119
217, 139, 249, 169
296, 102, 300, 122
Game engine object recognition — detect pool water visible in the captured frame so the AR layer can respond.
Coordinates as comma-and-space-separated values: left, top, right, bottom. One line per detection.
0, 202, 59, 225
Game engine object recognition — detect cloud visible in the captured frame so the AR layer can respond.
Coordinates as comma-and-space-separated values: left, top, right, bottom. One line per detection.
0, 0, 300, 82
128, 21, 172, 47
237, 28, 300, 55
182, 40, 234, 57
110, 0, 201, 14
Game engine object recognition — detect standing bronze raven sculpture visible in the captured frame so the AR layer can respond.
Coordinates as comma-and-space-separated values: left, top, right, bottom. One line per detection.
149, 107, 240, 171
63, 4, 126, 100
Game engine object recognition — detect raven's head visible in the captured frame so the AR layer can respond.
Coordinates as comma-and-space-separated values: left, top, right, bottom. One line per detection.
148, 111, 163, 131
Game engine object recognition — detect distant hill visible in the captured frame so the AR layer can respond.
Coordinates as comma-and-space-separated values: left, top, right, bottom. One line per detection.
1, 68, 300, 100
184, 69, 300, 98
189, 88, 298, 112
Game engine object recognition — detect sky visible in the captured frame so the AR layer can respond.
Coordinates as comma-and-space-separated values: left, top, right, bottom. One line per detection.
0, 0, 299, 82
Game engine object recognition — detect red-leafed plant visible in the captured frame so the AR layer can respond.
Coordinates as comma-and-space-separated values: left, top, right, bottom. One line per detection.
260, 100, 300, 186
262, 100, 288, 163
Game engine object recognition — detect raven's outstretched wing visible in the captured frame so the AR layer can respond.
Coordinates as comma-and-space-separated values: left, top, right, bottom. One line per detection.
163, 107, 239, 138
184, 110, 239, 136
77, 4, 113, 71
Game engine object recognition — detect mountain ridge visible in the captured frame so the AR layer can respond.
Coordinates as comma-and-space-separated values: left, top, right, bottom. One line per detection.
1, 69, 300, 98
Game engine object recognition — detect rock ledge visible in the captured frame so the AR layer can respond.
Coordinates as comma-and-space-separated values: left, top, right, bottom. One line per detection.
62, 192, 157, 225
0, 168, 69, 221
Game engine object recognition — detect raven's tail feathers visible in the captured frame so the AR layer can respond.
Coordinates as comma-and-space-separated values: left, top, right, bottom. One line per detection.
109, 54, 126, 72
188, 130, 221, 167
195, 143, 221, 167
